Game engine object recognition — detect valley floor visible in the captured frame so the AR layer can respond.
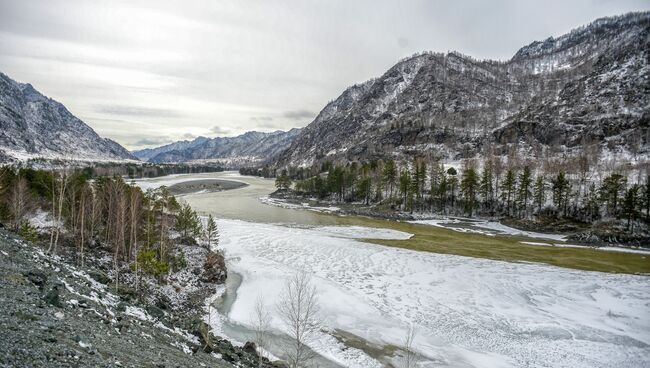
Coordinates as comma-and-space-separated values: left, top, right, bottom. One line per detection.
261, 195, 650, 274
131, 172, 650, 367
212, 219, 650, 368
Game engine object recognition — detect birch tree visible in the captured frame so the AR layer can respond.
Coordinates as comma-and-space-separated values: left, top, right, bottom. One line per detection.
8, 176, 31, 231
252, 295, 272, 367
277, 271, 320, 368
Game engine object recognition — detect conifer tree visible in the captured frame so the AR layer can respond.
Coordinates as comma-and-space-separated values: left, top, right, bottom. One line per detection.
551, 172, 571, 217
204, 214, 219, 249
642, 177, 650, 221
447, 167, 458, 209
517, 167, 533, 217
479, 161, 494, 210
600, 173, 626, 216
622, 184, 640, 231
533, 175, 546, 213
399, 169, 412, 211
177, 202, 202, 238
501, 169, 516, 216
382, 160, 397, 200
461, 166, 479, 217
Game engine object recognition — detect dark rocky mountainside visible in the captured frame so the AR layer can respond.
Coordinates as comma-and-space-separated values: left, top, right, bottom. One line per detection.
0, 72, 136, 163
133, 129, 302, 165
275, 12, 650, 168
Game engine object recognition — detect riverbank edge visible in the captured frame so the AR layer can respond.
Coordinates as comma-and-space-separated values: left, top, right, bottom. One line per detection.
268, 189, 650, 250
168, 179, 249, 196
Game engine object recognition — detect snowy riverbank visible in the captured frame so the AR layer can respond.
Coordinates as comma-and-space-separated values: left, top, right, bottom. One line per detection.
212, 218, 650, 368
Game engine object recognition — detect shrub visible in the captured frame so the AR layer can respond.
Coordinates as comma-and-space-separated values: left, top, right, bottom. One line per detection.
133, 249, 170, 278
18, 222, 39, 242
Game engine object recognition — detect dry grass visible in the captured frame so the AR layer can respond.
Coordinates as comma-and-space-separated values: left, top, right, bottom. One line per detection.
332, 217, 650, 274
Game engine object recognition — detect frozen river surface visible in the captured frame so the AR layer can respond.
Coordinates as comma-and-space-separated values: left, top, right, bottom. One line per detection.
136, 172, 650, 368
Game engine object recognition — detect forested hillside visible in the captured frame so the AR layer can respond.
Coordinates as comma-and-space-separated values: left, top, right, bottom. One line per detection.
274, 12, 649, 168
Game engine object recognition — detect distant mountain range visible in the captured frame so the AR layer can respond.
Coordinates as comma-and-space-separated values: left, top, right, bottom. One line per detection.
274, 12, 650, 168
2, 12, 647, 168
0, 72, 135, 163
132, 129, 302, 166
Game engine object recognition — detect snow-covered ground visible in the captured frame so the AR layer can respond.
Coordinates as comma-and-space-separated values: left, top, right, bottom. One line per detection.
215, 219, 650, 368
518, 241, 650, 255
410, 218, 567, 241
259, 196, 341, 214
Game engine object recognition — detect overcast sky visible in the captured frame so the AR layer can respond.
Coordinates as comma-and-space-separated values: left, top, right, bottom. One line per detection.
0, 0, 648, 150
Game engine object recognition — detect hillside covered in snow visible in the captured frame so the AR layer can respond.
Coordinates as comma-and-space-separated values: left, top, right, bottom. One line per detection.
133, 129, 302, 166
0, 72, 136, 163
275, 12, 650, 168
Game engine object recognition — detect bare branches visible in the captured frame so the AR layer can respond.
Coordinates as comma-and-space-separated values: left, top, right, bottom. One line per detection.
277, 270, 320, 368
252, 295, 272, 367
8, 176, 31, 231
48, 170, 69, 254
402, 324, 417, 368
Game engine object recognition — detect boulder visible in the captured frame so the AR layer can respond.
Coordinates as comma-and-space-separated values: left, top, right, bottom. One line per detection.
23, 271, 48, 290
201, 251, 227, 284
87, 271, 110, 285
44, 285, 62, 308
242, 341, 258, 356
146, 305, 165, 320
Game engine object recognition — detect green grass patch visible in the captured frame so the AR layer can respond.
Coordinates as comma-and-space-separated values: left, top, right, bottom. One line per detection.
330, 217, 650, 275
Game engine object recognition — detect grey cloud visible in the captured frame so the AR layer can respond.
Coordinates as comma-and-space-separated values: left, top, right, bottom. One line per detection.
133, 137, 172, 146
1, 0, 648, 149
210, 126, 232, 136
94, 105, 183, 118
250, 116, 274, 122
257, 121, 281, 129
282, 109, 315, 121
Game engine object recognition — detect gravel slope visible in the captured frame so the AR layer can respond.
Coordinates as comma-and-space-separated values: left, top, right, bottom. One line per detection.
0, 228, 258, 368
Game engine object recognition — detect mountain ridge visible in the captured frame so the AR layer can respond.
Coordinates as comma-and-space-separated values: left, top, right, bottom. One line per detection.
133, 128, 302, 166
0, 72, 136, 163
273, 11, 650, 168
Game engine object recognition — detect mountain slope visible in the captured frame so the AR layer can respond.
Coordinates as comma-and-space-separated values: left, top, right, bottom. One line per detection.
134, 129, 302, 166
0, 72, 135, 163
275, 12, 650, 168
132, 136, 210, 161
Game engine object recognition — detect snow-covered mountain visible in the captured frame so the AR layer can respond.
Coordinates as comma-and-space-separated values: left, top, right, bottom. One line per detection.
133, 129, 302, 165
131, 136, 210, 162
275, 12, 650, 168
0, 72, 135, 163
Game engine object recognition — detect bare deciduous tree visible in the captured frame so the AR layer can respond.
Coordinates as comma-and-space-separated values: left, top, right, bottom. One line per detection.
402, 324, 417, 368
277, 270, 320, 368
49, 170, 69, 254
252, 295, 272, 367
8, 176, 31, 231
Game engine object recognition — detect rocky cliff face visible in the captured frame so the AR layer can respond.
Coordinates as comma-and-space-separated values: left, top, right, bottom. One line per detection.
275, 12, 650, 168
134, 128, 302, 166
0, 72, 136, 163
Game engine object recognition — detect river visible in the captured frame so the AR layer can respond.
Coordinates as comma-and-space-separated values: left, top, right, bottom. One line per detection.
134, 171, 650, 368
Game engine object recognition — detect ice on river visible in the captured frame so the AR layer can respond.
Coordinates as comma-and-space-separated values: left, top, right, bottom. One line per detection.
410, 217, 567, 241
216, 219, 650, 368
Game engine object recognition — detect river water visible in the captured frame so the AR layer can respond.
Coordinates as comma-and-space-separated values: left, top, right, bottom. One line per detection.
134, 172, 650, 368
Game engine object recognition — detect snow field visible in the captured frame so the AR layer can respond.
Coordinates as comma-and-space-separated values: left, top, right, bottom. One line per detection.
215, 219, 650, 368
